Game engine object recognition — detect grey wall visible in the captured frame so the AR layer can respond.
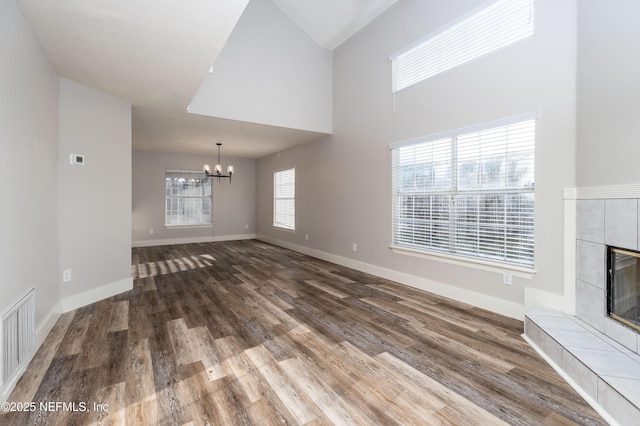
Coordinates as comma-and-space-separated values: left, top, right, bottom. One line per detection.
0, 0, 60, 328
58, 78, 132, 309
576, 0, 640, 187
256, 0, 578, 308
132, 150, 256, 245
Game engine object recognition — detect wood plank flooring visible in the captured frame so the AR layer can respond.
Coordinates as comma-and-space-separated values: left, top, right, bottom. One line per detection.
2, 240, 605, 425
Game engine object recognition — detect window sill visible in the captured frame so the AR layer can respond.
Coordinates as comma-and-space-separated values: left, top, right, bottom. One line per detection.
390, 245, 536, 279
165, 224, 213, 230
273, 225, 295, 233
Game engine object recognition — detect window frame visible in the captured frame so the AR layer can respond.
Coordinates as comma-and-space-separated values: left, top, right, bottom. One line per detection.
273, 167, 296, 231
164, 170, 213, 228
389, 113, 537, 276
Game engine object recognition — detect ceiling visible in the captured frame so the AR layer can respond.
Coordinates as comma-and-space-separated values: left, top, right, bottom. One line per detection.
16, 0, 397, 159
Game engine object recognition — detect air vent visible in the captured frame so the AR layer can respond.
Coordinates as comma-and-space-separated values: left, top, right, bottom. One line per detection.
2, 290, 35, 386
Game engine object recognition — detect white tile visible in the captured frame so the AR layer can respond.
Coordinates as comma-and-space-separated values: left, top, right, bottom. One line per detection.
577, 199, 605, 243
576, 280, 606, 332
563, 350, 598, 401
541, 333, 563, 366
569, 315, 636, 354
549, 329, 615, 351
529, 315, 590, 332
601, 376, 640, 409
597, 378, 640, 426
605, 199, 638, 250
604, 317, 639, 354
570, 348, 640, 380
576, 240, 606, 289
524, 319, 542, 348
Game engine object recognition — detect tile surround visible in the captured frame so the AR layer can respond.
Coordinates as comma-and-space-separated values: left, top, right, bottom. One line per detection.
577, 199, 604, 243
524, 196, 640, 425
604, 199, 638, 250
525, 308, 640, 425
576, 198, 639, 354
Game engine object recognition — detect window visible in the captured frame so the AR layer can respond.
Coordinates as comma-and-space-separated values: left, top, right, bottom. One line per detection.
390, 114, 536, 269
273, 168, 295, 230
390, 0, 535, 93
165, 170, 212, 226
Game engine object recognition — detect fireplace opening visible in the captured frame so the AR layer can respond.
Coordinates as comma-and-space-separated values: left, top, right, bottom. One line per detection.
607, 246, 640, 332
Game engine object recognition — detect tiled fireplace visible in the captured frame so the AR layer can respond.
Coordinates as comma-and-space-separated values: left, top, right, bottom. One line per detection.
524, 192, 640, 426
575, 198, 640, 353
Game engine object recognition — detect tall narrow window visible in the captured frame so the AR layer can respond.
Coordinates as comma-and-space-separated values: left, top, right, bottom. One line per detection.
274, 168, 295, 230
390, 0, 535, 93
165, 170, 212, 226
390, 114, 536, 269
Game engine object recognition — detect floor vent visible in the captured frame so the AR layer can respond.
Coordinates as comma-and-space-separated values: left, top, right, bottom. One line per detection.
2, 289, 35, 386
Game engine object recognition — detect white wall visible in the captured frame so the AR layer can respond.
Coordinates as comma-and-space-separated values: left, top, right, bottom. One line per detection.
256, 0, 578, 318
576, 0, 640, 187
132, 150, 256, 246
58, 78, 132, 311
0, 0, 60, 335
187, 0, 332, 134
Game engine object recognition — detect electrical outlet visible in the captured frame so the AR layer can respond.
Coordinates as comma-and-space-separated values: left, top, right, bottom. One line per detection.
245, 224, 249, 230
63, 269, 72, 283
149, 228, 154, 235
502, 272, 512, 285
305, 234, 309, 241
352, 243, 357, 252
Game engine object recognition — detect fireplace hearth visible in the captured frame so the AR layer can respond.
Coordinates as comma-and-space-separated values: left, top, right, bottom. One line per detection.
608, 246, 640, 332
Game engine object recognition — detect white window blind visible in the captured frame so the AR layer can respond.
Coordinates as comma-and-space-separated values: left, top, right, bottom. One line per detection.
390, 0, 535, 93
165, 170, 212, 226
391, 115, 536, 268
274, 168, 295, 230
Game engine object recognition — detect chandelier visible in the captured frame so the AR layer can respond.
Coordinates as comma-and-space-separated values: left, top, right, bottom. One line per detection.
203, 143, 234, 183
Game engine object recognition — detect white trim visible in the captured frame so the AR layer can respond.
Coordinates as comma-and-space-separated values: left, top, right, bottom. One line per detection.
35, 307, 61, 348
573, 183, 640, 200
164, 224, 213, 229
1, 305, 61, 403
388, 111, 539, 150
563, 195, 577, 315
165, 169, 203, 175
273, 225, 295, 233
522, 334, 619, 426
132, 233, 256, 248
257, 235, 524, 320
390, 245, 536, 279
523, 287, 565, 313
60, 277, 133, 312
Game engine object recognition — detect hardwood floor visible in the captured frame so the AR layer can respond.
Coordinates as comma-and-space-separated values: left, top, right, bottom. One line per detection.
2, 240, 604, 425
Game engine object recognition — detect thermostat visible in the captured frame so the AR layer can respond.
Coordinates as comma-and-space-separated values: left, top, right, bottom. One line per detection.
70, 153, 84, 165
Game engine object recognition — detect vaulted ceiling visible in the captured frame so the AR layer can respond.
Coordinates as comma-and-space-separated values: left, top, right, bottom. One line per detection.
16, 0, 398, 158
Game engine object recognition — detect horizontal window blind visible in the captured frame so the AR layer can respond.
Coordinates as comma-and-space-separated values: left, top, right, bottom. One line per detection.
165, 171, 212, 226
274, 168, 295, 230
392, 117, 535, 268
390, 0, 534, 93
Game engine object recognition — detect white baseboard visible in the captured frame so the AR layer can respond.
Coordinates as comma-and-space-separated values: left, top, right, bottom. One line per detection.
132, 233, 256, 248
1, 305, 61, 403
257, 235, 525, 320
60, 277, 133, 312
523, 287, 566, 314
